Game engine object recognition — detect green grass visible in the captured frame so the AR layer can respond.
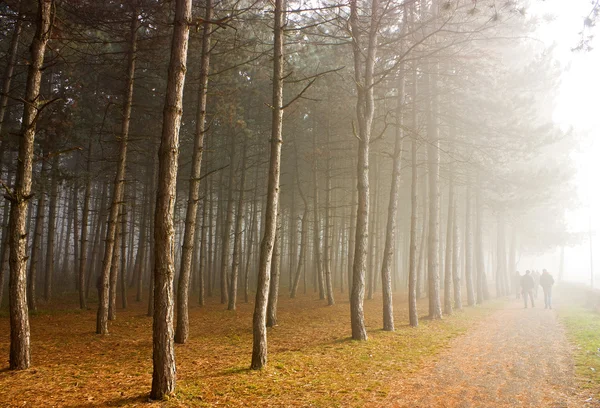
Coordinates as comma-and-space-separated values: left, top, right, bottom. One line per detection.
558, 306, 600, 395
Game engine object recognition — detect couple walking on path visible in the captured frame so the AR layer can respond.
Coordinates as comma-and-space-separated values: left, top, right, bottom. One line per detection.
520, 269, 555, 309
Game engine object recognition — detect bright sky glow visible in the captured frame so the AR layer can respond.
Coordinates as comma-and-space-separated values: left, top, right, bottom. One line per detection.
522, 0, 600, 285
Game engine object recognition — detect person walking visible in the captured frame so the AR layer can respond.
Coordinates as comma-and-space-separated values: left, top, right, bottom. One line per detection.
539, 269, 555, 309
520, 270, 535, 308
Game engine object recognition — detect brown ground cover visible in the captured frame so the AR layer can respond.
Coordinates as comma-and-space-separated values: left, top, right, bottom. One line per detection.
0, 290, 498, 407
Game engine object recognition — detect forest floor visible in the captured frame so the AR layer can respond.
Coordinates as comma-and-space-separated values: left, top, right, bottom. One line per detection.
0, 287, 597, 407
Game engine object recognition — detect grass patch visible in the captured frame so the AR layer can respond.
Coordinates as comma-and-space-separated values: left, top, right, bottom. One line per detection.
558, 305, 600, 397
0, 290, 503, 407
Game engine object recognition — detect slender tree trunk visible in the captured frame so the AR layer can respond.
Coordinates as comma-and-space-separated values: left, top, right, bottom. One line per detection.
108, 205, 122, 320
87, 182, 107, 300
28, 159, 47, 313
347, 178, 356, 301
291, 209, 307, 298
349, 0, 379, 342
452, 204, 462, 310
250, 0, 283, 369
7, 0, 53, 370
266, 218, 281, 327
150, 0, 191, 399
174, 0, 212, 344
475, 174, 488, 303
134, 180, 149, 301
219, 133, 237, 305
228, 137, 248, 310
97, 12, 138, 334
444, 172, 454, 315
408, 55, 419, 327
198, 182, 209, 306
312, 129, 324, 300
120, 202, 128, 309
465, 181, 475, 306
44, 155, 59, 302
425, 65, 442, 319
323, 128, 334, 305
416, 173, 428, 299
380, 24, 406, 330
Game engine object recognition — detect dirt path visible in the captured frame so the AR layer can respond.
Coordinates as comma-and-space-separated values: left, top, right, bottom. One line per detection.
384, 298, 593, 408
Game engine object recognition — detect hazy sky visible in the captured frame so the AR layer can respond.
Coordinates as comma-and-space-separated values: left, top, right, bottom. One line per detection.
521, 0, 600, 284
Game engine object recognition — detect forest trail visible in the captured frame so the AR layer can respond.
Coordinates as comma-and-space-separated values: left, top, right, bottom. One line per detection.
384, 297, 593, 408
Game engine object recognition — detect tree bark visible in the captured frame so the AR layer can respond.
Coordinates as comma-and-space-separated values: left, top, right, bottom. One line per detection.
349, 0, 379, 342
380, 17, 406, 330
27, 158, 48, 313
323, 128, 335, 306
150, 0, 191, 398
174, 0, 212, 343
97, 11, 138, 334
228, 135, 248, 311
44, 155, 59, 302
7, 0, 53, 370
465, 181, 475, 306
266, 218, 281, 327
250, 0, 283, 369
444, 171, 454, 315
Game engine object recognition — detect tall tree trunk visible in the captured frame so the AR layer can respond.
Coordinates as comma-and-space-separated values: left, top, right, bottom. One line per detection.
73, 182, 80, 293
87, 181, 107, 300
198, 182, 209, 306
120, 202, 128, 309
7, 0, 53, 370
250, 0, 283, 369
349, 0, 379, 342
266, 218, 281, 327
425, 63, 442, 320
416, 172, 428, 299
108, 204, 122, 320
150, 0, 191, 399
408, 55, 419, 327
323, 128, 334, 305
465, 181, 475, 306
228, 136, 248, 311
28, 159, 48, 313
97, 12, 138, 334
444, 172, 454, 315
312, 128, 324, 300
220, 134, 237, 305
475, 174, 488, 303
174, 0, 212, 344
380, 21, 406, 330
44, 155, 59, 302
290, 208, 307, 298
347, 177, 356, 301
496, 209, 507, 298
134, 180, 149, 301
452, 204, 462, 310
243, 163, 260, 303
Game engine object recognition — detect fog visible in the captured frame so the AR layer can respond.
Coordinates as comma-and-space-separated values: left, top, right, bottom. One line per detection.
1, 0, 599, 404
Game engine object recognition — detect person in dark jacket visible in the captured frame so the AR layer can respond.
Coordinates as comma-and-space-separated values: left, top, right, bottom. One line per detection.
520, 270, 535, 308
539, 269, 555, 309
